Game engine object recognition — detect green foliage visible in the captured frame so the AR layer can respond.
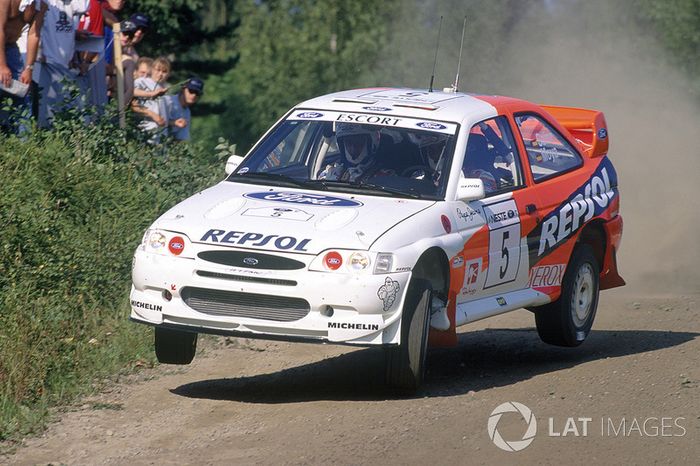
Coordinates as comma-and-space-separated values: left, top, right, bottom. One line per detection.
635, 0, 700, 93
206, 0, 399, 151
0, 105, 226, 442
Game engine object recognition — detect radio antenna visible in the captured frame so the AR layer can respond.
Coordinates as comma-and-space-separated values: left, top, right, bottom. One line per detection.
428, 16, 443, 92
450, 16, 467, 92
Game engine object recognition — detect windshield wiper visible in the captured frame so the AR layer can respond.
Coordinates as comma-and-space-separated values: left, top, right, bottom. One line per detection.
229, 172, 326, 190
354, 181, 423, 199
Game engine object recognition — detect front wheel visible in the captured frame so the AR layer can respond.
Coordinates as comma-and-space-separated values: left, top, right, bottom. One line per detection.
155, 327, 198, 364
384, 278, 432, 393
535, 245, 600, 347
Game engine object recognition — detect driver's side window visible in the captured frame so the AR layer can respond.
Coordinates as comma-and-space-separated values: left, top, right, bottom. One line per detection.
462, 116, 524, 196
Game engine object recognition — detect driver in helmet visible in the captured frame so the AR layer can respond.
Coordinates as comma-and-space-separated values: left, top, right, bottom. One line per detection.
408, 132, 447, 185
319, 123, 380, 182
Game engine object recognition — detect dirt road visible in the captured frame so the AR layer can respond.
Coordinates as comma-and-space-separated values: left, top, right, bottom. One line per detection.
4, 288, 698, 465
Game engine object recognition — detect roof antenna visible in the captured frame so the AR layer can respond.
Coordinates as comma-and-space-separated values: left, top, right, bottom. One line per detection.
428, 16, 443, 93
446, 16, 467, 93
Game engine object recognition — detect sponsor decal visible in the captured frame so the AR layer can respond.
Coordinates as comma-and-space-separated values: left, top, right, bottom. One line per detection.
441, 214, 452, 233
238, 167, 250, 174
170, 284, 177, 291
416, 121, 447, 130
483, 200, 521, 289
296, 111, 323, 118
528, 264, 566, 288
200, 229, 312, 252
131, 300, 162, 312
324, 251, 343, 270
461, 259, 481, 296
362, 106, 392, 112
243, 257, 259, 266
528, 158, 618, 264
597, 128, 608, 139
451, 255, 464, 269
456, 206, 480, 223
336, 113, 401, 126
396, 266, 412, 272
328, 322, 380, 331
242, 206, 314, 221
244, 191, 362, 207
168, 236, 185, 255
377, 277, 400, 311
496, 297, 507, 306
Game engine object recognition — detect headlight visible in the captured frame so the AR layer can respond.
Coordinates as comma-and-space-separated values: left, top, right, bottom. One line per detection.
310, 250, 396, 274
348, 252, 370, 271
149, 232, 166, 250
140, 229, 193, 258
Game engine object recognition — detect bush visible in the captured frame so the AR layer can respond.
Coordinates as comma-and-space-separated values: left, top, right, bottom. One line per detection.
0, 104, 227, 441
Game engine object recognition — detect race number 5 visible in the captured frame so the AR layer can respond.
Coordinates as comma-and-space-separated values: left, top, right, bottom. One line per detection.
483, 200, 521, 289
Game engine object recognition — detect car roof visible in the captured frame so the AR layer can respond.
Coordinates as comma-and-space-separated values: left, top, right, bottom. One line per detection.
297, 87, 530, 124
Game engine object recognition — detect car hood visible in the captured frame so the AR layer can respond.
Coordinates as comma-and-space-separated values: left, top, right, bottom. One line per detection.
153, 182, 435, 254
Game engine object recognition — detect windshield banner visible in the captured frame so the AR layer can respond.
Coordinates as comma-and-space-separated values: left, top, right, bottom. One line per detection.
289, 110, 458, 134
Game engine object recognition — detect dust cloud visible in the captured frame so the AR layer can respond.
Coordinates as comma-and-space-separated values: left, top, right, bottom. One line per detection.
382, 0, 700, 293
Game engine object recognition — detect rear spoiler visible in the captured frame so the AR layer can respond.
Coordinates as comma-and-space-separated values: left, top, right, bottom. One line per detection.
540, 105, 609, 158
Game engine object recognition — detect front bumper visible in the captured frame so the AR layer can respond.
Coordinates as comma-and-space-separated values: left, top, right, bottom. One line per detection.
130, 248, 411, 345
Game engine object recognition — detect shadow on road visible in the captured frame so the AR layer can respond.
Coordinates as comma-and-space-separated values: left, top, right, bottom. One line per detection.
171, 328, 698, 403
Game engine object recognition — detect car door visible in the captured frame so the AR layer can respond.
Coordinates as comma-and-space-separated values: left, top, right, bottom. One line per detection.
453, 115, 539, 304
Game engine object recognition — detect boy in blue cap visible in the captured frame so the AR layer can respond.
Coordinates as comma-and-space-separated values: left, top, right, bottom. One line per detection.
165, 77, 202, 141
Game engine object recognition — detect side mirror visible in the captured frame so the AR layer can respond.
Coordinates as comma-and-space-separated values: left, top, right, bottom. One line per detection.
225, 155, 245, 175
456, 178, 485, 201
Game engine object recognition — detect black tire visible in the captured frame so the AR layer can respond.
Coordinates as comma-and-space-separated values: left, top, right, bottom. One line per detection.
384, 278, 432, 394
155, 327, 198, 364
535, 244, 600, 347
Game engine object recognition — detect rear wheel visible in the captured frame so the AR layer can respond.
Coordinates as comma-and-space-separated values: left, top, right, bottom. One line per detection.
535, 245, 600, 347
155, 327, 198, 364
385, 278, 432, 394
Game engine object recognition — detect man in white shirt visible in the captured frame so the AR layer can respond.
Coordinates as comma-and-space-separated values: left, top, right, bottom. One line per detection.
28, 0, 89, 127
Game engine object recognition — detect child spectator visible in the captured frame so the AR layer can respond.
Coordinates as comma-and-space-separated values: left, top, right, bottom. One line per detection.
134, 56, 152, 79
165, 77, 203, 142
131, 56, 169, 140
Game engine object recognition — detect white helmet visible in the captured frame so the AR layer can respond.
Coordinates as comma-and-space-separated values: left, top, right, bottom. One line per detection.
335, 123, 380, 165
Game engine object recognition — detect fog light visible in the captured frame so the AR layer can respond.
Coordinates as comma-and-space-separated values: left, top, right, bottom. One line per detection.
162, 290, 172, 301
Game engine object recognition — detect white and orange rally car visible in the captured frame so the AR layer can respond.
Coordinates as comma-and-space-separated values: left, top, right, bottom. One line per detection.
130, 88, 624, 392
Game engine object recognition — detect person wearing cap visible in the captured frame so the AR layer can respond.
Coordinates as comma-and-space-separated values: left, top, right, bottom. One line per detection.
119, 12, 148, 104
163, 77, 202, 141
27, 0, 90, 127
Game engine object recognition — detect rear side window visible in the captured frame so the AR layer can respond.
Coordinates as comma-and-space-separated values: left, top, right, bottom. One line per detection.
514, 114, 582, 181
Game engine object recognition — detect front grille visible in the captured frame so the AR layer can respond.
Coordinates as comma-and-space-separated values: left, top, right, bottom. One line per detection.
196, 270, 297, 286
181, 287, 310, 322
197, 251, 306, 270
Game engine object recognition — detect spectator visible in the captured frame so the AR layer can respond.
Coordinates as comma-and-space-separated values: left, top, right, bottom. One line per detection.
119, 12, 149, 104
1, 0, 40, 132
131, 56, 169, 141
28, 0, 90, 128
165, 77, 203, 142
76, 0, 108, 110
134, 55, 151, 79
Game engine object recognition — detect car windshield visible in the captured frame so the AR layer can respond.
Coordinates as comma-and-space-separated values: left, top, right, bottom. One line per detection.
227, 110, 458, 200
